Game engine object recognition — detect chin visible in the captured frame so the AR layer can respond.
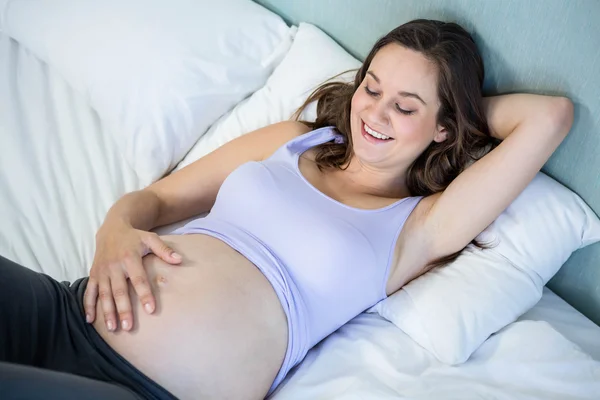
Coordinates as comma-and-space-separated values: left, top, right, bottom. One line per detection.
352, 141, 388, 165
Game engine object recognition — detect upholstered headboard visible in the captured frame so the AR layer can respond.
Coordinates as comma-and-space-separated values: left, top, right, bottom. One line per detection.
254, 0, 600, 325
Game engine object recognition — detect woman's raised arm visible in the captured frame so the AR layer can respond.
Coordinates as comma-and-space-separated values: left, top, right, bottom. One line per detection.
422, 94, 574, 262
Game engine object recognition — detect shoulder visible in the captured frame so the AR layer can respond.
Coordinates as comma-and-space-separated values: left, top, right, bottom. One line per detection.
274, 120, 313, 136
255, 120, 312, 160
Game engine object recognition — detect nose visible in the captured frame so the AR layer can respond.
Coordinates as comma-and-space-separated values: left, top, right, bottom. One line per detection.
366, 98, 389, 126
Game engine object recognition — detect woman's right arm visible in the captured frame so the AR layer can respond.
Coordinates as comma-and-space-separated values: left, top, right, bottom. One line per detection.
84, 121, 311, 332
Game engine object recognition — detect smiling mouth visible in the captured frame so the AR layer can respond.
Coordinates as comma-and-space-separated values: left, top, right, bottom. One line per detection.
361, 121, 394, 142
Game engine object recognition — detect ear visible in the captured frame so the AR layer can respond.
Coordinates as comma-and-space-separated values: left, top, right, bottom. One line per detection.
433, 125, 448, 143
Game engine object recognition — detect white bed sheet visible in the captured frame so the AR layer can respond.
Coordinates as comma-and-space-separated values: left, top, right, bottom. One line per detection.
2, 29, 600, 400
271, 288, 600, 400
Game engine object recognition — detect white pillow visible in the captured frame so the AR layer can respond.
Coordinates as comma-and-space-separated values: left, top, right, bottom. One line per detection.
174, 22, 362, 170
1, 0, 294, 185
153, 22, 361, 235
369, 172, 600, 364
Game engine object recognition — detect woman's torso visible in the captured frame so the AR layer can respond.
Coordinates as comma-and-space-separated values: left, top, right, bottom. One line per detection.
93, 127, 427, 399
94, 234, 289, 400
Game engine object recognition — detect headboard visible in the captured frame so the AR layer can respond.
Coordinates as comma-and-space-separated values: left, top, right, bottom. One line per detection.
254, 0, 600, 325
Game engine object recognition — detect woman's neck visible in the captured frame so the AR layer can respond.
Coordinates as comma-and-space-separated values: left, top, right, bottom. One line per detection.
337, 156, 411, 200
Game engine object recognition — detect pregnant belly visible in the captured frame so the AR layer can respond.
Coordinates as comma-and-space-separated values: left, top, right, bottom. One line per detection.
93, 234, 289, 400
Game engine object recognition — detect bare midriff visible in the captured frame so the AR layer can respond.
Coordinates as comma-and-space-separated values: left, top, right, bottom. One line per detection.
93, 234, 289, 400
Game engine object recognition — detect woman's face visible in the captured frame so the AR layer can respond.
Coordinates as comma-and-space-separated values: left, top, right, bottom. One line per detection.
350, 43, 447, 171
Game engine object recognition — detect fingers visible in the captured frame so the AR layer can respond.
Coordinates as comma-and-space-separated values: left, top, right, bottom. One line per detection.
83, 278, 99, 323
89, 231, 173, 331
98, 274, 117, 332
124, 257, 156, 316
145, 233, 182, 265
110, 265, 134, 332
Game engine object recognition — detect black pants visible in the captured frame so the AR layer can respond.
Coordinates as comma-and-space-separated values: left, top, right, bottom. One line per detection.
0, 255, 177, 400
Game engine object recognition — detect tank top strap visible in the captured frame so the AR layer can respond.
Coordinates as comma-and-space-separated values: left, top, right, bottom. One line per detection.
288, 126, 345, 155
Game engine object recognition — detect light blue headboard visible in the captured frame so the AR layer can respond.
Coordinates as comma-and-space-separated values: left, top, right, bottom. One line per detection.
255, 0, 600, 325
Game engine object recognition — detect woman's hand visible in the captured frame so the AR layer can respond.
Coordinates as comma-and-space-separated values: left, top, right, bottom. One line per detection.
84, 223, 182, 332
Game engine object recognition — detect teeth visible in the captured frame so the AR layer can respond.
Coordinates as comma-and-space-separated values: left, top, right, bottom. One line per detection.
364, 123, 391, 140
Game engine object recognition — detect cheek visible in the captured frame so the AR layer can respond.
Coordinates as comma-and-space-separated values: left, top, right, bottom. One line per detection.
350, 91, 362, 116
391, 116, 421, 139
391, 116, 435, 148
350, 91, 366, 133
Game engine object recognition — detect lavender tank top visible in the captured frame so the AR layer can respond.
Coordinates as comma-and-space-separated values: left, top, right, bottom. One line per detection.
171, 126, 423, 394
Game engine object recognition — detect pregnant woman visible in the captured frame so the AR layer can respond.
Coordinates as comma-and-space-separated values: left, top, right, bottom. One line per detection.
0, 19, 573, 400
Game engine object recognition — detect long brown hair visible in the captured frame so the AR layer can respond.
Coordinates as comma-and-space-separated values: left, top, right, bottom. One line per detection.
295, 19, 498, 269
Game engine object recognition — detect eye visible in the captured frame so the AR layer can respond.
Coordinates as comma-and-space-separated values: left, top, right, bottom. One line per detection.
364, 86, 379, 97
395, 103, 414, 115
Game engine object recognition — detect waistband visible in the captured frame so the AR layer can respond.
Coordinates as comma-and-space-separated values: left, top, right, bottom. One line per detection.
173, 218, 309, 396
71, 278, 178, 400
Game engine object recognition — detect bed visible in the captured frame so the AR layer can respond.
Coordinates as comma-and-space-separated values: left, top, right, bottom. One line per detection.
1, 1, 599, 399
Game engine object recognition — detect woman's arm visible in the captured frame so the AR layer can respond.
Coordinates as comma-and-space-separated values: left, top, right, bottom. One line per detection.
86, 121, 311, 331
421, 93, 574, 261
101, 121, 310, 234
483, 94, 571, 141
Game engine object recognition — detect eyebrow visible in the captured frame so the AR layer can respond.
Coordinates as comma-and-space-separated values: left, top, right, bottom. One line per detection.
367, 71, 427, 106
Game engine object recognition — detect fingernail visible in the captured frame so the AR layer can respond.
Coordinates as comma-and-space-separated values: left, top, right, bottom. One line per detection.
107, 320, 114, 331
122, 320, 129, 330
172, 252, 182, 260
86, 314, 92, 323
144, 303, 154, 313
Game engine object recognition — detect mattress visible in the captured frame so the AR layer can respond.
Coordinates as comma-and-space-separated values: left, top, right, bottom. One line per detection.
1, 28, 600, 400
